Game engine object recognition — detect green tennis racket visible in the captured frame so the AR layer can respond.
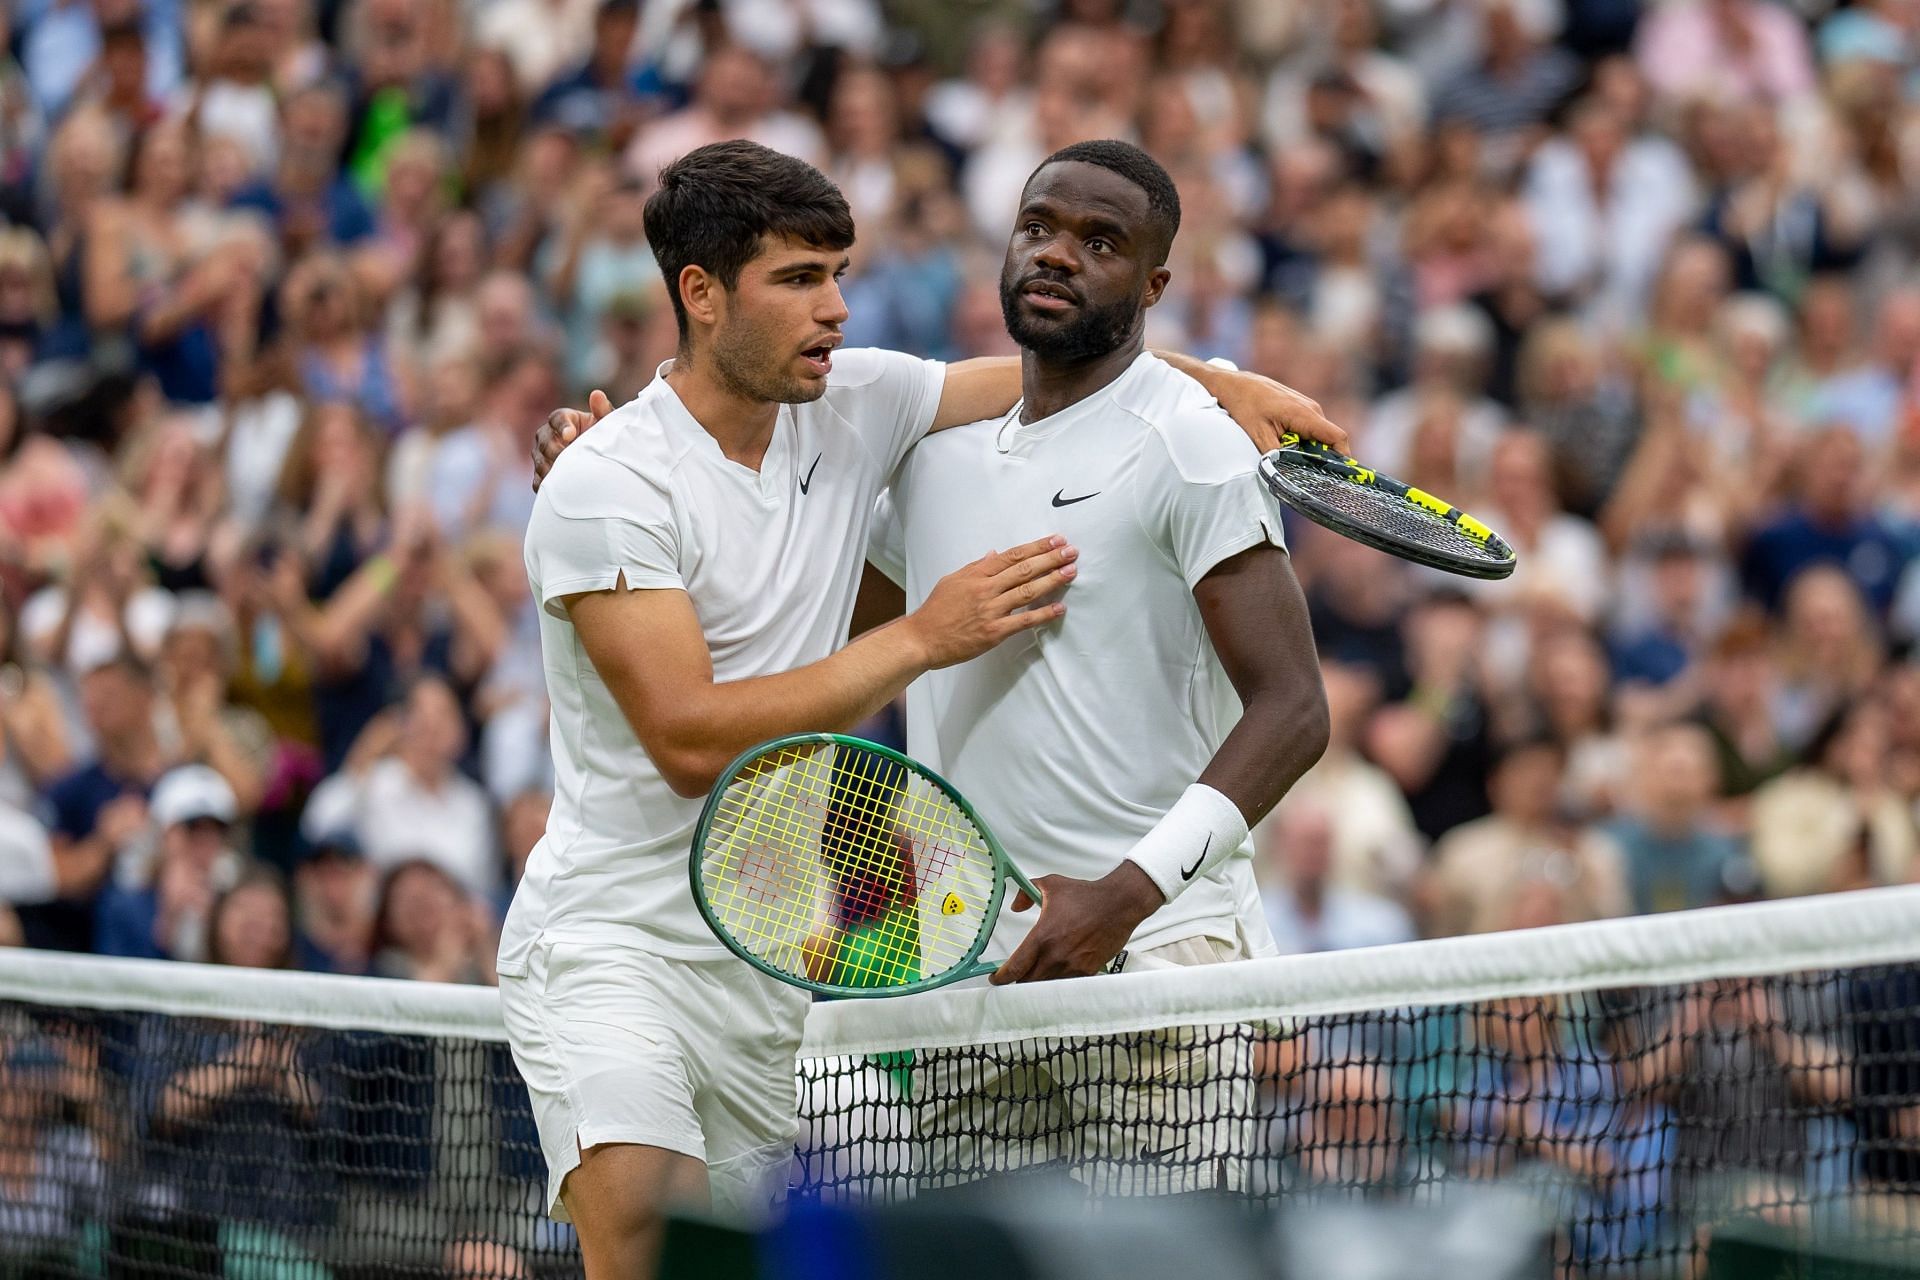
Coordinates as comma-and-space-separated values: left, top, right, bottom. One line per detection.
1259, 435, 1516, 580
690, 734, 1041, 998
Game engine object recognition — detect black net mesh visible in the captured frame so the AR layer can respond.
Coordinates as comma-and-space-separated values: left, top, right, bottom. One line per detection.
794, 968, 1920, 1278
0, 1002, 567, 1280
5, 967, 1920, 1278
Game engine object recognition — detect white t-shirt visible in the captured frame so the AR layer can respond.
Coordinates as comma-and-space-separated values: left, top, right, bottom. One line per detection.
868, 352, 1287, 957
499, 350, 945, 973
301, 758, 499, 899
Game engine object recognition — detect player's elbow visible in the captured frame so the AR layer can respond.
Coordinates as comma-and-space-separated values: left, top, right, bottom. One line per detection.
1296, 682, 1332, 768
655, 749, 724, 800
1251, 674, 1330, 772
649, 737, 730, 799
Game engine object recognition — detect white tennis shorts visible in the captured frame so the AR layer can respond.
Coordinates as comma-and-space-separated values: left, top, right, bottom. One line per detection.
498, 937, 811, 1223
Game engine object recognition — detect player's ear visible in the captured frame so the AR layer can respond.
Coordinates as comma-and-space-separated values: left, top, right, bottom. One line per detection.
679, 264, 721, 330
1141, 265, 1172, 310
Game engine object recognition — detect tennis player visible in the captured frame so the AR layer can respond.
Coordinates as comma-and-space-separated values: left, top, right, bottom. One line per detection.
506, 140, 1341, 1277
862, 140, 1329, 1193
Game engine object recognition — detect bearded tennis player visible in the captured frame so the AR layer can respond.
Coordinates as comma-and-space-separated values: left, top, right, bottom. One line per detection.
508, 139, 1343, 1278
863, 140, 1329, 1194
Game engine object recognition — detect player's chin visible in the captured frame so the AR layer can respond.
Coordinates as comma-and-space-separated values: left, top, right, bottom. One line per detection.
777, 357, 833, 403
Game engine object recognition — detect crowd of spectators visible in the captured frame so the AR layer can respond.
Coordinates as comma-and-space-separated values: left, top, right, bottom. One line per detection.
0, 0, 1908, 980
0, 0, 1915, 1271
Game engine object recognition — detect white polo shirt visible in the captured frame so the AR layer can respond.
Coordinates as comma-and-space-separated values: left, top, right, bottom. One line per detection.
500, 350, 946, 974
868, 351, 1288, 957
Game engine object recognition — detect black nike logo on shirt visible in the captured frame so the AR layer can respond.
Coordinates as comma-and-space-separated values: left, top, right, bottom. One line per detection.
1051, 489, 1099, 507
799, 453, 822, 494
1180, 835, 1211, 882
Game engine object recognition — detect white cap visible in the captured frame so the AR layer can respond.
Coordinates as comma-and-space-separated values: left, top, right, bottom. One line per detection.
150, 765, 237, 829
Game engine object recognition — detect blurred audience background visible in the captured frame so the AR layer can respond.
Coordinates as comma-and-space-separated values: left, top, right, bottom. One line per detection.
0, 0, 1915, 981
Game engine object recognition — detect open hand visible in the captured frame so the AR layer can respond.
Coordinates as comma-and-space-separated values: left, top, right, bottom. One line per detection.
903, 536, 1076, 668
532, 390, 614, 490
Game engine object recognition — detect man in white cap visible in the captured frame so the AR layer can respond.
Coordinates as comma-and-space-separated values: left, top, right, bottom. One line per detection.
94, 764, 242, 962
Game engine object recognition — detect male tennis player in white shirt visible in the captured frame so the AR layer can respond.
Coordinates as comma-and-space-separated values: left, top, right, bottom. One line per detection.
863, 140, 1330, 1192
508, 140, 1342, 1277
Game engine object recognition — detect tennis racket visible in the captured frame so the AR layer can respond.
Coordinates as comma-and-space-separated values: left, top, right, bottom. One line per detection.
1258, 435, 1516, 580
690, 733, 1043, 998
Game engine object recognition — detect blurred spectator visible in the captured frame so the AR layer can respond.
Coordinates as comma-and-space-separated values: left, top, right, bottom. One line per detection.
1635, 0, 1816, 104
426, 353, 550, 541
368, 857, 495, 984
1420, 737, 1630, 936
625, 43, 825, 182
1749, 699, 1915, 898
18, 656, 166, 952
271, 254, 407, 436
291, 828, 375, 975
1523, 97, 1695, 335
1604, 723, 1745, 914
1259, 802, 1417, 954
1741, 428, 1912, 615
1367, 592, 1497, 840
1642, 975, 1851, 1210
232, 81, 375, 255
0, 0, 1910, 1149
301, 676, 497, 898
1277, 659, 1423, 894
0, 1019, 105, 1255
94, 763, 241, 961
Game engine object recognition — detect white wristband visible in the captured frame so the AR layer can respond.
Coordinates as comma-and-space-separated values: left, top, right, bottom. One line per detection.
1124, 783, 1249, 904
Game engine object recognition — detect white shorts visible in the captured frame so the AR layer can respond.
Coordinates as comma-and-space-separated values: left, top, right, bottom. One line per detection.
498, 937, 811, 1223
912, 931, 1261, 1196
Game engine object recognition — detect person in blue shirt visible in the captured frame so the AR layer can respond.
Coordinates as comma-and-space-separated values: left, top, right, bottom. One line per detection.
93, 764, 240, 961
20, 656, 166, 953
1603, 724, 1745, 915
231, 81, 376, 252
1741, 425, 1914, 615
528, 0, 658, 151
1609, 534, 1712, 688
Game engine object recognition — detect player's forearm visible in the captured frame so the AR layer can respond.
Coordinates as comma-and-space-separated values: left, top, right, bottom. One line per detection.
931, 357, 1020, 429
1200, 678, 1331, 827
645, 621, 930, 798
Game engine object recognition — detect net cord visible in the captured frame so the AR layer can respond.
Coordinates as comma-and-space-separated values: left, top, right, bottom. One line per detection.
0, 885, 1915, 1056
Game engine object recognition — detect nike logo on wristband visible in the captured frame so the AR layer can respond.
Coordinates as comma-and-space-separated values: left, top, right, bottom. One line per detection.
1180, 835, 1211, 882
799, 454, 822, 494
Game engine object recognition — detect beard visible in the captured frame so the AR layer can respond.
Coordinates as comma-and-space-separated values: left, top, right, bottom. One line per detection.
709, 309, 830, 405
999, 263, 1141, 362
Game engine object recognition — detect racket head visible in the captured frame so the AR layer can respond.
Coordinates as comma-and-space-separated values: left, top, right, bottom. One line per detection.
1259, 442, 1517, 581
691, 733, 1022, 998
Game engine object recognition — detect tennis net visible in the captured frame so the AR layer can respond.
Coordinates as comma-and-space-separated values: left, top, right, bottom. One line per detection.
1, 887, 1918, 1277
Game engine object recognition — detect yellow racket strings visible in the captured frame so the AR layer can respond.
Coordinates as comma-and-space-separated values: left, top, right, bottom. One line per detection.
702, 743, 997, 985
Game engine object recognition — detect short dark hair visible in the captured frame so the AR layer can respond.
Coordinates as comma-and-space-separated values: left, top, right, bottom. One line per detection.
643, 140, 856, 341
1027, 140, 1182, 260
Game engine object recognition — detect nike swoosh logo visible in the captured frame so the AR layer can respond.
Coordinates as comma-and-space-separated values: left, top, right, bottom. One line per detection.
1180, 835, 1211, 882
799, 453, 822, 494
1139, 1143, 1185, 1161
1051, 489, 1100, 507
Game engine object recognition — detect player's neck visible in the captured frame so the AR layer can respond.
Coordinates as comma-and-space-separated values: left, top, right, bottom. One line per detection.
1018, 337, 1144, 425
664, 355, 781, 469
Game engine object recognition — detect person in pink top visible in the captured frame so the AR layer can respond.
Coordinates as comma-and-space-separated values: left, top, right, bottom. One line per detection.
1636, 0, 1816, 105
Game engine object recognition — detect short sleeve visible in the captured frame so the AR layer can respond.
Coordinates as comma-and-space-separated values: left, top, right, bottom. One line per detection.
820, 348, 947, 479
866, 490, 907, 588
1131, 415, 1286, 589
525, 449, 682, 619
